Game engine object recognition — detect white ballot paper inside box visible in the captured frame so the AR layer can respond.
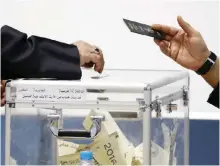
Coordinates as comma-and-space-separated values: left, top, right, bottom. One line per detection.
4, 69, 190, 165
83, 110, 135, 164
58, 110, 133, 165
59, 132, 126, 165
58, 110, 177, 165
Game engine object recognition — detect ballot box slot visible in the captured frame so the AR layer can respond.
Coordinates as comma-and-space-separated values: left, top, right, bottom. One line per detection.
87, 89, 106, 93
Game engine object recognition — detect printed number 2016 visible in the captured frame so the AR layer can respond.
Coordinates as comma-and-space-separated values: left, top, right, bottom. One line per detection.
104, 143, 117, 165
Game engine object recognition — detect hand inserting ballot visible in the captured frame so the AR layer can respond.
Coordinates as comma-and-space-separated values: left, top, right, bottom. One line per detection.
73, 41, 105, 73
1, 80, 6, 106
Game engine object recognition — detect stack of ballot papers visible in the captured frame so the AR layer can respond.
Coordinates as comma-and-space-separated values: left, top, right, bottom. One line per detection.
58, 110, 176, 165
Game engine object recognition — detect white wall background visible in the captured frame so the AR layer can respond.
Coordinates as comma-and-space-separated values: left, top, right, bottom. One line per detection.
0, 0, 219, 113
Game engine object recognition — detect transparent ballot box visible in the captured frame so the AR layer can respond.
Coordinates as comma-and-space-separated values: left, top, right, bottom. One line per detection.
4, 69, 190, 165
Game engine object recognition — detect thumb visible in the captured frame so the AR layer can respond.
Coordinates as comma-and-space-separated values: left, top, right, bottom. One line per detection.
177, 16, 197, 36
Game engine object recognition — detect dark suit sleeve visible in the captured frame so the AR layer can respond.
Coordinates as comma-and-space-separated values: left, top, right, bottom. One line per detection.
207, 83, 219, 108
1, 25, 82, 80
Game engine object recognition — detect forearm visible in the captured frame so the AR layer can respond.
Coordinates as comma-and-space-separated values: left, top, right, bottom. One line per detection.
202, 58, 219, 88
1, 25, 82, 80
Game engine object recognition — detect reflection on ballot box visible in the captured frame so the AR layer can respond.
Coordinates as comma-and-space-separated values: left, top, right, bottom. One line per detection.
4, 109, 185, 165
3, 69, 190, 165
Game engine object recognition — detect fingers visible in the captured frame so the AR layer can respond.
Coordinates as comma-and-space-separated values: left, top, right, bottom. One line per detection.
169, 42, 180, 61
83, 46, 104, 73
177, 16, 197, 37
152, 16, 198, 38
1, 92, 6, 106
1, 80, 6, 94
1, 80, 6, 105
93, 46, 104, 73
84, 62, 94, 68
85, 45, 104, 73
1, 98, 6, 106
152, 24, 179, 37
74, 41, 105, 73
154, 39, 171, 57
87, 52, 104, 73
164, 35, 173, 41
154, 38, 161, 46
1, 88, 5, 107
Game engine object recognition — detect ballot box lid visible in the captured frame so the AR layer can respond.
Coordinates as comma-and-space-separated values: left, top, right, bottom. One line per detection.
5, 68, 189, 106
81, 68, 185, 81
81, 68, 188, 85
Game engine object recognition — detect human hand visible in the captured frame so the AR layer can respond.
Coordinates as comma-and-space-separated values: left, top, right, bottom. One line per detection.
152, 16, 210, 71
1, 80, 6, 106
73, 41, 104, 73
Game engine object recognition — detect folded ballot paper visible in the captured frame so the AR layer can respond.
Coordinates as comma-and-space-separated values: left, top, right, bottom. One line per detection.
58, 110, 133, 165
83, 110, 135, 164
58, 110, 176, 165
58, 132, 125, 165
